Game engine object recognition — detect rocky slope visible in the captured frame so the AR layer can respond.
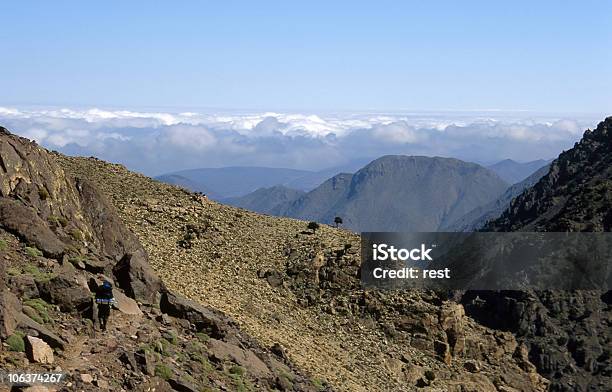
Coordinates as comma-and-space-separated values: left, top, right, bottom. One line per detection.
252, 156, 509, 232
0, 126, 320, 392
56, 148, 547, 391
487, 117, 612, 232
474, 117, 612, 391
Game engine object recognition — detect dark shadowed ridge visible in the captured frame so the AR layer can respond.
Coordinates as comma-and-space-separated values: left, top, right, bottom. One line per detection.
467, 117, 612, 391
487, 116, 612, 232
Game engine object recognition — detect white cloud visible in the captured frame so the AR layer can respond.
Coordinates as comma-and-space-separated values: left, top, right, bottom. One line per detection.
371, 121, 421, 144
161, 125, 217, 150
0, 106, 602, 175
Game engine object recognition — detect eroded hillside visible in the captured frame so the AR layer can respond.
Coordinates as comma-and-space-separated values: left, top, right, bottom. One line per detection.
57, 153, 547, 391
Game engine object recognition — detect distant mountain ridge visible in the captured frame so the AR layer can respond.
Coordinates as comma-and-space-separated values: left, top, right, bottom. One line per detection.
156, 166, 311, 199
235, 155, 509, 232
222, 185, 306, 214
156, 159, 369, 199
444, 164, 550, 231
155, 173, 220, 199
487, 159, 550, 184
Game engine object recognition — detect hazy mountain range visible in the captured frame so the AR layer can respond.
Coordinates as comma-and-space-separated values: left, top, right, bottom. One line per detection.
486, 158, 550, 184
156, 159, 369, 199
444, 163, 551, 231
158, 156, 553, 232
222, 185, 306, 214
225, 155, 510, 232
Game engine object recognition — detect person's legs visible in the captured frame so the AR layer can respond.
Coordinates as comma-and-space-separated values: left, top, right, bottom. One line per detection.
98, 304, 110, 331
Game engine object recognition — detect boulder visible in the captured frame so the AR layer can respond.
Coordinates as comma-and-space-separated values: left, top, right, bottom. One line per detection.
0, 198, 65, 259
160, 292, 230, 338
434, 340, 452, 365
22, 305, 41, 322
464, 360, 480, 373
26, 335, 54, 364
94, 379, 109, 389
17, 312, 66, 349
113, 289, 143, 316
439, 302, 466, 356
167, 375, 199, 392
10, 274, 39, 299
135, 347, 156, 375
75, 179, 144, 260
0, 289, 21, 338
208, 338, 272, 378
81, 257, 110, 273
118, 350, 138, 370
270, 343, 289, 361
37, 273, 91, 312
276, 375, 293, 391
113, 249, 162, 304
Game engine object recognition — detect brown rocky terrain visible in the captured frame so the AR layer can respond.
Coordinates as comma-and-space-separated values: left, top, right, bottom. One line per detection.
0, 126, 321, 392
55, 138, 548, 390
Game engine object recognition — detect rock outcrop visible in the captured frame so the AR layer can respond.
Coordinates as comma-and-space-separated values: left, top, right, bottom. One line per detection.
259, 235, 549, 391
26, 335, 54, 364
478, 117, 612, 391
487, 117, 612, 232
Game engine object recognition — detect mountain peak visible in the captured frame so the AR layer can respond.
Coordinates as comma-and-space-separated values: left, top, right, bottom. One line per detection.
249, 155, 508, 232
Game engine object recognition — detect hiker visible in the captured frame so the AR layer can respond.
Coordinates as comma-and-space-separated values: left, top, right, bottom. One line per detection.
95, 280, 115, 331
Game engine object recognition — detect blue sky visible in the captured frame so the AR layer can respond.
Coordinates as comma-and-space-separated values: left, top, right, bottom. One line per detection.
1, 1, 610, 112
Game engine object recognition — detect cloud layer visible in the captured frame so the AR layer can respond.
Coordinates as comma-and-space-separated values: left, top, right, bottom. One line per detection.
0, 106, 601, 176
